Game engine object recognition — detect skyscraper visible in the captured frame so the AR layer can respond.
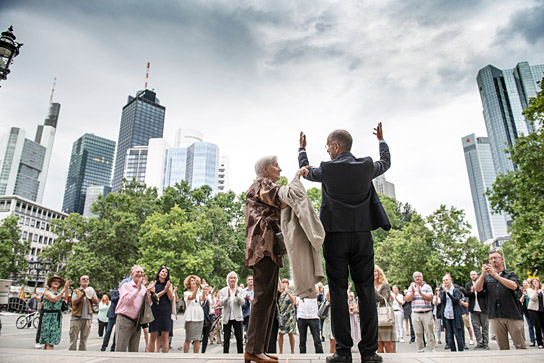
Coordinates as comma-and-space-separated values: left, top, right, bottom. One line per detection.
83, 185, 111, 218
476, 61, 544, 175
123, 130, 227, 194
372, 174, 396, 199
111, 89, 165, 193
0, 102, 60, 203
462, 133, 508, 242
62, 134, 116, 214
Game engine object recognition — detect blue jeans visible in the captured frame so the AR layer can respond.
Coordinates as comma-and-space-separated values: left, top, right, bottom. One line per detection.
101, 316, 116, 351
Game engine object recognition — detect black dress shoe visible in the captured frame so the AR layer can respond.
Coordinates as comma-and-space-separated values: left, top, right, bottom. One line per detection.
326, 353, 352, 362
361, 352, 383, 362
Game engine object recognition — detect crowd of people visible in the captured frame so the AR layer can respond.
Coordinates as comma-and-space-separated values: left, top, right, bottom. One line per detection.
30, 251, 542, 356
24, 125, 542, 363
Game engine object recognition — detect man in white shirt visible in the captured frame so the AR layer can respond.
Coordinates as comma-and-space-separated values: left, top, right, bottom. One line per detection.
296, 296, 324, 354
465, 270, 489, 349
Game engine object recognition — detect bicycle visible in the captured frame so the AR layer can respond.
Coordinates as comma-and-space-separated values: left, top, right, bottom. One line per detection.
16, 310, 39, 329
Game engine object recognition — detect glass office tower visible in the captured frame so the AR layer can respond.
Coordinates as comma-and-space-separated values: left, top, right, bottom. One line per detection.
462, 133, 508, 241
62, 134, 116, 214
476, 61, 544, 175
111, 89, 165, 193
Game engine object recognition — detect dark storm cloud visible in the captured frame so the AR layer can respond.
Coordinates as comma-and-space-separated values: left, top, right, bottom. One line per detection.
2, 0, 280, 68
496, 4, 544, 45
385, 0, 487, 28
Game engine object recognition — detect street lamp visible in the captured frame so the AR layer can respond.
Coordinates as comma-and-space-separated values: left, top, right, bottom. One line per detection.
0, 26, 23, 86
28, 258, 51, 288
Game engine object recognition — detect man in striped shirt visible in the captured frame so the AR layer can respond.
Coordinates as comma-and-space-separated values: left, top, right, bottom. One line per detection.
405, 271, 436, 352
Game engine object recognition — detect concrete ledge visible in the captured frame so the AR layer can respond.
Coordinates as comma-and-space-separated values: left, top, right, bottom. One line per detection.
0, 348, 543, 363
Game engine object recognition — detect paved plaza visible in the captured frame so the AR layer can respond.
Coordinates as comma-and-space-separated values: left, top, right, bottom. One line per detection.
1, 312, 543, 362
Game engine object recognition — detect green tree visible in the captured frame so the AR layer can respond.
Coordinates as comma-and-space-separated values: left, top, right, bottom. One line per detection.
488, 79, 544, 275
376, 206, 487, 290
426, 205, 488, 286
42, 180, 160, 291
0, 215, 29, 282
375, 214, 435, 289
139, 205, 214, 288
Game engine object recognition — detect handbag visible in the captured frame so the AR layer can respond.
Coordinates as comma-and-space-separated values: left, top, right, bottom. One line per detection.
151, 291, 160, 305
274, 232, 288, 257
276, 302, 286, 329
137, 293, 155, 326
377, 298, 394, 327
317, 300, 329, 319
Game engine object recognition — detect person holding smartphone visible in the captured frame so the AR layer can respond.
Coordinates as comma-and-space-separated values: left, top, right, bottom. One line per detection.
474, 250, 526, 350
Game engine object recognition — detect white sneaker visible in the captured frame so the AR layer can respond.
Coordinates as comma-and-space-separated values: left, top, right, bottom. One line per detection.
470, 340, 474, 345
34, 343, 42, 349
417, 349, 424, 353
400, 337, 405, 343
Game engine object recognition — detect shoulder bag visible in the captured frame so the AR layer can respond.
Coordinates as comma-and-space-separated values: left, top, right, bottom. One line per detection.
137, 293, 155, 326
377, 297, 394, 327
317, 300, 329, 319
276, 302, 286, 329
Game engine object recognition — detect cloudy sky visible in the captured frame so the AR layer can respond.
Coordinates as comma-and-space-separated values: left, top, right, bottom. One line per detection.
1, 0, 543, 236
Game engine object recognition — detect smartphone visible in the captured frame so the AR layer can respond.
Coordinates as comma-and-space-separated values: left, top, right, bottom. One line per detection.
483, 258, 489, 264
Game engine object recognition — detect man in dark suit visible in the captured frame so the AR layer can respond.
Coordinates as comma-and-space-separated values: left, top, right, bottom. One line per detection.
298, 124, 390, 363
465, 271, 489, 349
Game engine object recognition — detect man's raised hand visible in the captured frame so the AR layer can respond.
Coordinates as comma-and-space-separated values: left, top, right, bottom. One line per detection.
373, 122, 384, 141
299, 132, 307, 149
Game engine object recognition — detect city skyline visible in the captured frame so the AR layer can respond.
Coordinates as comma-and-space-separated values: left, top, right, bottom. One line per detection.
1, 1, 544, 237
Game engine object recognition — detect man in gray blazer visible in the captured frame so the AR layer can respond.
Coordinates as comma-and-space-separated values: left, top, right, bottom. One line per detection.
299, 123, 390, 363
219, 271, 245, 354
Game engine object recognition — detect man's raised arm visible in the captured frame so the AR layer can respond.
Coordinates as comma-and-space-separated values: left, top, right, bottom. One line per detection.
372, 122, 390, 178
298, 131, 322, 182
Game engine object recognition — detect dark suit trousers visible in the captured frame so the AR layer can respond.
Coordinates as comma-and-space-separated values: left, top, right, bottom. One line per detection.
245, 257, 279, 355
223, 319, 243, 353
324, 232, 378, 357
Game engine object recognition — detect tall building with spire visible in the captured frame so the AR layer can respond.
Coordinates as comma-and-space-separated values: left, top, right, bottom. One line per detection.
111, 89, 165, 193
0, 87, 60, 203
62, 134, 116, 215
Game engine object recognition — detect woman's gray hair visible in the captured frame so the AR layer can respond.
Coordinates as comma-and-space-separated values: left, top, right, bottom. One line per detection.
226, 271, 238, 285
254, 155, 277, 177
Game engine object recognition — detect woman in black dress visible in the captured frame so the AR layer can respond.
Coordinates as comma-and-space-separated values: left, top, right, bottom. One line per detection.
149, 267, 174, 353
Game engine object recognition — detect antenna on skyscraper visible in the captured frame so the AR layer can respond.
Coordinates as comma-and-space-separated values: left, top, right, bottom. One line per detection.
49, 77, 56, 105
144, 62, 150, 89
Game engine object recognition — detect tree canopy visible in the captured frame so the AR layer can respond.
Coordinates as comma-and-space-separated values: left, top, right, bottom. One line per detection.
488, 78, 544, 276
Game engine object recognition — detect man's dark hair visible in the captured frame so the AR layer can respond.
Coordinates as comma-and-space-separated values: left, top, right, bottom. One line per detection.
329, 129, 353, 152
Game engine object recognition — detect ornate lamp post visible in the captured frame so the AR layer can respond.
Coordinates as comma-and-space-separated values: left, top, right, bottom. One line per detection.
28, 258, 51, 288
0, 26, 23, 86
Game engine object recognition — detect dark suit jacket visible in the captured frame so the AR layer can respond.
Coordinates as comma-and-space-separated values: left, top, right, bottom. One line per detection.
298, 142, 391, 232
107, 289, 119, 319
464, 281, 488, 314
440, 286, 463, 330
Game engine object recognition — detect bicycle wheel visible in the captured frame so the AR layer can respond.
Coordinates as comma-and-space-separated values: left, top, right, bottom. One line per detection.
33, 315, 40, 329
16, 315, 28, 329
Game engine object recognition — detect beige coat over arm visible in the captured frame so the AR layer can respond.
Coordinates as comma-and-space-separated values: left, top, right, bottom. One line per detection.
279, 178, 325, 299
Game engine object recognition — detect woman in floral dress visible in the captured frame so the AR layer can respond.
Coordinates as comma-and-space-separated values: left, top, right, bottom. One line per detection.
278, 278, 297, 354
40, 276, 72, 350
